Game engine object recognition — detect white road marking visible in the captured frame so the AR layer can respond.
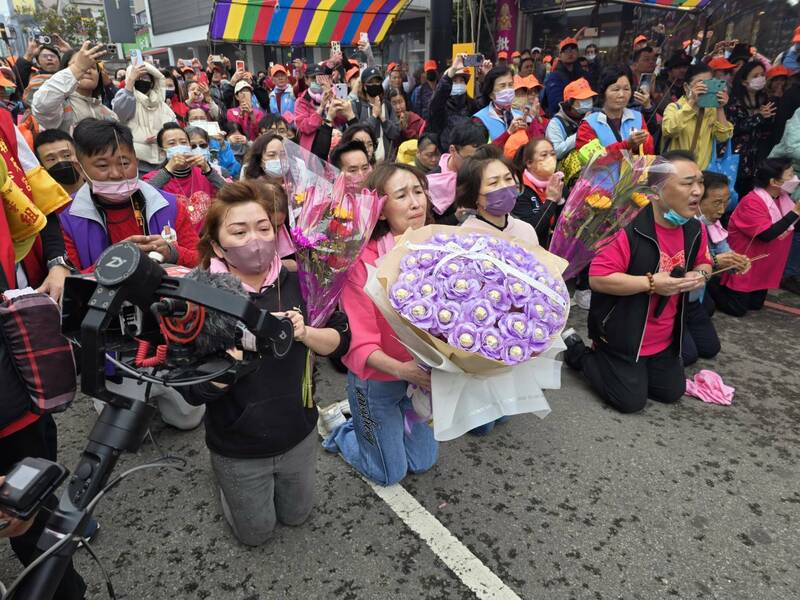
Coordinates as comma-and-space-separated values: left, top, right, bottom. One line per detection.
366, 479, 523, 600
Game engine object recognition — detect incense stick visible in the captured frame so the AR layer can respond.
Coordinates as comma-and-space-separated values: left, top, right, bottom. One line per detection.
708, 253, 769, 277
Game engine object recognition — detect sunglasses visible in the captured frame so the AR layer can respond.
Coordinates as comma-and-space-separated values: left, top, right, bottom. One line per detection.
191, 142, 209, 149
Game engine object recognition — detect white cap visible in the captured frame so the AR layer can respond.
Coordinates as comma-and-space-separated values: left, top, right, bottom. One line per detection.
531, 47, 542, 53
234, 80, 252, 95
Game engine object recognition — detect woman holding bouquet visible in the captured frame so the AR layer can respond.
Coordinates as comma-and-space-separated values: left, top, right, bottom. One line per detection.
323, 163, 438, 486
183, 181, 351, 546
576, 66, 654, 160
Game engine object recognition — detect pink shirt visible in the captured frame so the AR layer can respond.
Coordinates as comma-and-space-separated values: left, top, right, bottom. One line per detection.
461, 214, 540, 246
590, 224, 711, 357
426, 153, 457, 215
722, 189, 799, 292
341, 238, 412, 381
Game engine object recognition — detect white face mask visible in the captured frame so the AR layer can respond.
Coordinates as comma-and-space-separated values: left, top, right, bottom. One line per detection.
576, 98, 594, 113
747, 75, 766, 91
451, 83, 467, 96
585, 52, 596, 61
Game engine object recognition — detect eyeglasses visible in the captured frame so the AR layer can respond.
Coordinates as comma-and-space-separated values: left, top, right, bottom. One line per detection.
191, 142, 209, 149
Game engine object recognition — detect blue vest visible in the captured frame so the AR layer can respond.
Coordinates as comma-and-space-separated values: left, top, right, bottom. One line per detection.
473, 105, 523, 141
583, 108, 643, 148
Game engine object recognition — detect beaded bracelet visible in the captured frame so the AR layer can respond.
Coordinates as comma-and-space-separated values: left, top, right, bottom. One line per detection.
645, 272, 656, 295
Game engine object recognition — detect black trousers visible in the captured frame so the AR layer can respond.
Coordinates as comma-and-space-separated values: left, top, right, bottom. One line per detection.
0, 415, 87, 600
707, 279, 768, 317
681, 300, 721, 366
567, 343, 685, 414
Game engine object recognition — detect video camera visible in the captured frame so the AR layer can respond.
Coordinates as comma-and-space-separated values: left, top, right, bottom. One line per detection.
1, 243, 294, 599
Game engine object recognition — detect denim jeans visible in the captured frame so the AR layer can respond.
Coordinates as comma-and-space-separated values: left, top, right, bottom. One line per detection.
784, 229, 800, 278
323, 373, 438, 486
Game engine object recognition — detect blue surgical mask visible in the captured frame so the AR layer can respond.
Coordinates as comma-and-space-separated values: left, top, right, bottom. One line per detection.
192, 146, 211, 163
165, 145, 191, 159
663, 209, 690, 226
576, 99, 594, 113
451, 83, 467, 96
263, 159, 284, 177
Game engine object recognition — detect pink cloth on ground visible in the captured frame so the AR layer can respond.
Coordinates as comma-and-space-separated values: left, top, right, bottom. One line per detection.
685, 369, 735, 405
426, 153, 458, 215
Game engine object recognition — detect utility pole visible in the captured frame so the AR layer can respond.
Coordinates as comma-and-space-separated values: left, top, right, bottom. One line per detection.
430, 0, 452, 68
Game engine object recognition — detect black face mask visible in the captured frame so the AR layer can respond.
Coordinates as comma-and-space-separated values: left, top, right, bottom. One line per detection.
426, 71, 437, 82
47, 161, 81, 186
165, 89, 175, 99
365, 83, 383, 98
134, 80, 153, 94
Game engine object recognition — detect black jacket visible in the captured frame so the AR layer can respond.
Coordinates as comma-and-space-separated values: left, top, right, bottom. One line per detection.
588, 205, 702, 361
183, 269, 351, 458
512, 185, 560, 248
427, 74, 479, 152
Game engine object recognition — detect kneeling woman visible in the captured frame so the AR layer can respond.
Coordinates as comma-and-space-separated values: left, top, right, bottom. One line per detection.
183, 181, 350, 546
324, 163, 438, 485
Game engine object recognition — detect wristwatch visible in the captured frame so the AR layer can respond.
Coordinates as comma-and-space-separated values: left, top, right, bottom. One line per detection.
46, 255, 77, 273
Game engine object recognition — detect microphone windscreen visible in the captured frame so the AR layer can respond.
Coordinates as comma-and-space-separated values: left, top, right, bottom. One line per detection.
181, 268, 248, 356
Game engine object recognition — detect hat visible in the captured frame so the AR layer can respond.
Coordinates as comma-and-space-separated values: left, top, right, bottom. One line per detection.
664, 52, 691, 70
396, 139, 418, 165
707, 57, 736, 71
345, 66, 360, 82
387, 62, 398, 73
498, 51, 508, 60
234, 80, 252, 94
563, 77, 596, 101
559, 37, 579, 52
361, 65, 383, 83
633, 34, 648, 47
513, 74, 541, 90
305, 63, 325, 77
270, 64, 287, 77
512, 51, 521, 58
180, 65, 194, 74
0, 68, 15, 88
794, 25, 800, 43
531, 46, 542, 54
767, 65, 793, 79
543, 55, 553, 63
424, 59, 437, 72
451, 67, 471, 81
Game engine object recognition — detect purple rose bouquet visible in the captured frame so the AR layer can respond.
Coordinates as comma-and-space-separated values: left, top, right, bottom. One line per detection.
388, 230, 570, 366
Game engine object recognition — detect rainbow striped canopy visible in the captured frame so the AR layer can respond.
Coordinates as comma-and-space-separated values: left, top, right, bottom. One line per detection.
209, 0, 411, 46
614, 0, 711, 9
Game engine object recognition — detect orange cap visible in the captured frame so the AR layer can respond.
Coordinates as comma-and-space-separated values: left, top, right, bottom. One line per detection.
0, 71, 14, 88
794, 25, 800, 43
559, 37, 578, 52
767, 65, 793, 79
633, 35, 648, 47
563, 77, 596, 101
424, 59, 437, 72
707, 57, 736, 71
346, 66, 360, 82
682, 39, 691, 48
270, 64, 287, 77
543, 55, 553, 63
387, 62, 398, 72
513, 74, 541, 90
498, 51, 508, 60
511, 50, 521, 58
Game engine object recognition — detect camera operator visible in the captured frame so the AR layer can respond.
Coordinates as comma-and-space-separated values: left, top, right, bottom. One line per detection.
0, 108, 87, 598
183, 181, 351, 547
59, 118, 205, 430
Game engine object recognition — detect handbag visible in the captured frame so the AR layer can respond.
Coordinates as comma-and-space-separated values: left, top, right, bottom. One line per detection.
707, 138, 740, 210
0, 289, 76, 414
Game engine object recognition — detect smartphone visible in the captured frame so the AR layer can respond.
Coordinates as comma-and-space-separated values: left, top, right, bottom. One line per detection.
144, 55, 154, 64
211, 54, 222, 64
130, 49, 143, 65
583, 26, 599, 37
197, 70, 209, 86
333, 83, 348, 99
359, 32, 369, 44
698, 78, 725, 108
463, 53, 484, 67
236, 60, 245, 72
331, 41, 341, 55
638, 73, 654, 93
106, 43, 117, 55
36, 34, 51, 45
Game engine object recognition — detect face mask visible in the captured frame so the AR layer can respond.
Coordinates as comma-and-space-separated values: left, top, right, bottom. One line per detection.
309, 83, 323, 95
451, 83, 467, 96
426, 71, 437, 82
345, 171, 368, 194
263, 159, 285, 177
221, 237, 276, 275
747, 75, 766, 91
512, 96, 527, 110
134, 80, 153, 94
275, 82, 288, 91
165, 145, 191, 160
483, 185, 518, 216
365, 83, 383, 97
663, 208, 690, 226
47, 161, 80, 186
780, 175, 800, 194
192, 147, 211, 163
585, 52, 596, 61
576, 98, 594, 114
165, 89, 175, 99
90, 177, 141, 204
494, 88, 516, 108
537, 156, 557, 176
230, 142, 246, 154
2, 86, 15, 96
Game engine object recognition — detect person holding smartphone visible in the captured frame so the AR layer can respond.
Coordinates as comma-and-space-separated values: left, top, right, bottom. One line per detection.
662, 62, 733, 169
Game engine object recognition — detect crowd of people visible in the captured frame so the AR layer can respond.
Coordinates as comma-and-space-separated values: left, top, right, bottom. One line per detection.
1, 25, 800, 598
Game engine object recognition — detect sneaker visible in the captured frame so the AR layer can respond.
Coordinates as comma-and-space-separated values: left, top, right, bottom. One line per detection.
317, 403, 347, 438
573, 289, 591, 310
560, 328, 587, 371
561, 327, 582, 348
780, 276, 800, 296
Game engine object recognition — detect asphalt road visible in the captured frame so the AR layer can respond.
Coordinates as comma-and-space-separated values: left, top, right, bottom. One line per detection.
2, 290, 798, 600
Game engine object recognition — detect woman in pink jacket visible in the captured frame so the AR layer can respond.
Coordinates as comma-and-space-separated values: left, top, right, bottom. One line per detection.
293, 64, 330, 152
323, 163, 438, 485
226, 80, 264, 140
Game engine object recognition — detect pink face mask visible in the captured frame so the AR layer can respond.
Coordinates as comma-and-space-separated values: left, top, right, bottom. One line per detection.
90, 178, 141, 203
221, 237, 277, 275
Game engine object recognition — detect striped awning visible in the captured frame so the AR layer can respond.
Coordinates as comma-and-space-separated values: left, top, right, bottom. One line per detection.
613, 0, 711, 9
209, 0, 411, 46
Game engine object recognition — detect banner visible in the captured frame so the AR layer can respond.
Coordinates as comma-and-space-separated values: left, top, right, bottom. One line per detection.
103, 0, 135, 43
209, 0, 410, 46
452, 43, 476, 98
495, 0, 518, 54
11, 0, 35, 14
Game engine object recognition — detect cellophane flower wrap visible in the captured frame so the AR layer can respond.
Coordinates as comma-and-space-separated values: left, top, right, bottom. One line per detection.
281, 138, 340, 228
378, 226, 570, 372
549, 151, 673, 280
291, 174, 385, 328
